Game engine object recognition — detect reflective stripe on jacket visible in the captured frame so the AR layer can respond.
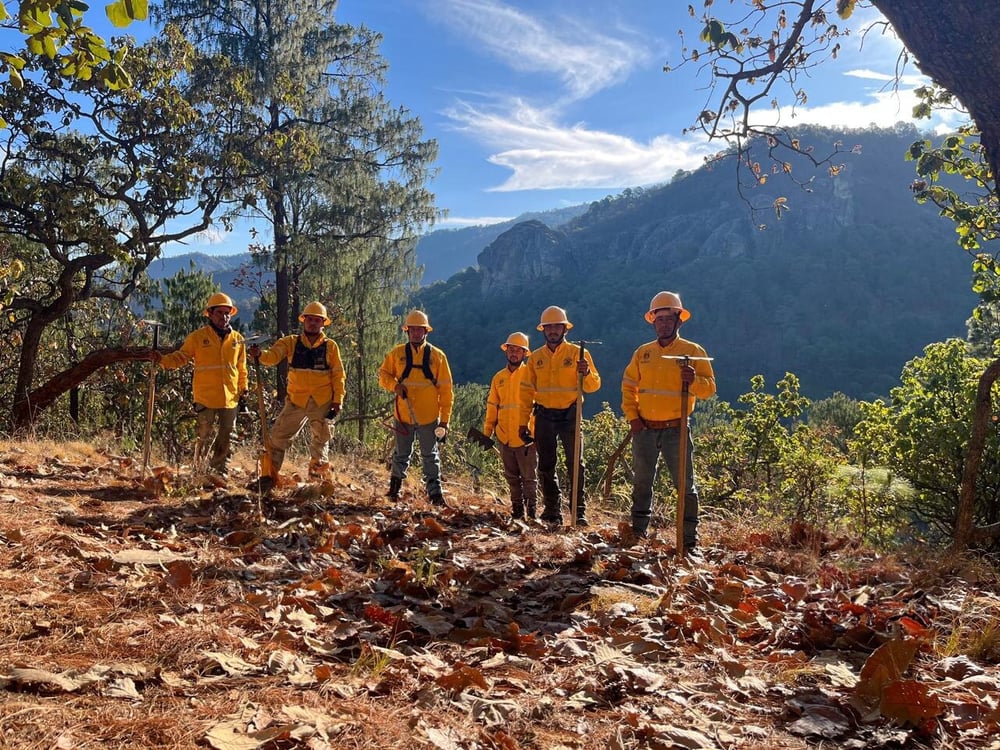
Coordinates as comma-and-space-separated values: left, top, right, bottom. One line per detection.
378, 341, 454, 425
621, 336, 716, 422
485, 363, 534, 447
519, 341, 600, 425
258, 333, 346, 409
159, 325, 247, 409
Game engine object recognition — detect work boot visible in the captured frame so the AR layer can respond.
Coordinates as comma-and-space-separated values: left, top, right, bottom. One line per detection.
387, 476, 402, 500
308, 460, 330, 480
429, 491, 447, 507
249, 475, 275, 494
539, 497, 561, 524
511, 499, 525, 521
575, 514, 589, 527
525, 499, 537, 520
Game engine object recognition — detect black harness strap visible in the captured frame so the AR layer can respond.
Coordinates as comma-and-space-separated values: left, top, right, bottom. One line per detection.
401, 344, 436, 385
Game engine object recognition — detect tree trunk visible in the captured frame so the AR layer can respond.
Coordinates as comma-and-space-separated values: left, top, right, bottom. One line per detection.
873, 1, 1000, 191
952, 357, 1000, 551
13, 347, 155, 431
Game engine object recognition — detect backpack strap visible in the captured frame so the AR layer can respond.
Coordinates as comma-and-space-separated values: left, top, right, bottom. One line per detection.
401, 344, 437, 386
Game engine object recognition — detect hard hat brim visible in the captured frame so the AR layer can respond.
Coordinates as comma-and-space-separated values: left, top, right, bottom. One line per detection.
537, 321, 573, 331
645, 308, 690, 324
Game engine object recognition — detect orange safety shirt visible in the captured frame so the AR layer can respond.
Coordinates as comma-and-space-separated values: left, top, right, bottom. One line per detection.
258, 333, 346, 409
159, 325, 247, 409
621, 336, 715, 422
378, 341, 454, 426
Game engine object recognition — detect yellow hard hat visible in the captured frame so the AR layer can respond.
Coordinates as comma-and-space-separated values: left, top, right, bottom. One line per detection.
537, 305, 573, 331
299, 301, 331, 326
402, 309, 433, 332
644, 291, 690, 323
501, 331, 530, 352
203, 292, 237, 317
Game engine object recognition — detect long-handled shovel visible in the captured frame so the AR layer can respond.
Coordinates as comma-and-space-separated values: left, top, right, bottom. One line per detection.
140, 320, 164, 481
569, 340, 601, 527
252, 355, 276, 482
662, 354, 714, 557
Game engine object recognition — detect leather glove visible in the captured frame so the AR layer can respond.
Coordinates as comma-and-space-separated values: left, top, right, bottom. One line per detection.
680, 364, 696, 385
248, 343, 262, 360
434, 422, 448, 444
327, 403, 341, 420
394, 382, 408, 398
629, 418, 644, 436
518, 426, 532, 443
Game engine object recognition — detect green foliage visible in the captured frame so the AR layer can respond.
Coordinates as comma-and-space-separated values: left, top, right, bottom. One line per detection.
0, 0, 144, 101
857, 339, 1000, 543
808, 391, 863, 452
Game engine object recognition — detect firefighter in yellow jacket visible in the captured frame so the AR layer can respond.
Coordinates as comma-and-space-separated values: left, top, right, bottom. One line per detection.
622, 291, 716, 547
154, 292, 248, 476
378, 310, 454, 506
518, 306, 600, 525
484, 332, 537, 521
248, 302, 346, 486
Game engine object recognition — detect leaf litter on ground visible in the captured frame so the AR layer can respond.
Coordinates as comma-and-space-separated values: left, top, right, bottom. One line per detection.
1, 441, 1000, 748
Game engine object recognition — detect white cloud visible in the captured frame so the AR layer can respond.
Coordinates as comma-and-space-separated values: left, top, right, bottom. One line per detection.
751, 79, 967, 134
437, 215, 516, 228
444, 100, 712, 191
435, 0, 650, 101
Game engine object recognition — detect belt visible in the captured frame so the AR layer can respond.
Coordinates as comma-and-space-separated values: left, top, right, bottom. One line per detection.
642, 418, 684, 429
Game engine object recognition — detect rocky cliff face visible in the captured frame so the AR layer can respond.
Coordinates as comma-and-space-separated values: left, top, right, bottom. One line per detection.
478, 220, 570, 297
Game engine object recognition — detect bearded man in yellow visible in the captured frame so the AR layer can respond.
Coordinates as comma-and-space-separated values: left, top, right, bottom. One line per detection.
154, 292, 247, 477
622, 292, 716, 549
518, 306, 600, 526
378, 310, 454, 506
248, 302, 346, 487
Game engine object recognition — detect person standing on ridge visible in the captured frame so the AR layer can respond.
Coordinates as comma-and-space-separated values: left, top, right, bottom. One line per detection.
484, 332, 537, 522
153, 292, 247, 479
621, 291, 716, 550
378, 310, 454, 506
518, 306, 600, 526
248, 301, 345, 489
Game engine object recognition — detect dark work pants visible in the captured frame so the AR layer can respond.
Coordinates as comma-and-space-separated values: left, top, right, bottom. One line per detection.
535, 405, 585, 521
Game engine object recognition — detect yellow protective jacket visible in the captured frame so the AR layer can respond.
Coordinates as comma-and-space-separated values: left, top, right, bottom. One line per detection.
378, 341, 454, 426
485, 363, 534, 448
159, 325, 247, 409
621, 336, 716, 422
519, 341, 600, 425
258, 333, 346, 409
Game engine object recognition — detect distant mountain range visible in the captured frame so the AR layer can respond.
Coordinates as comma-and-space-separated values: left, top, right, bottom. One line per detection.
411, 124, 978, 411
151, 124, 980, 413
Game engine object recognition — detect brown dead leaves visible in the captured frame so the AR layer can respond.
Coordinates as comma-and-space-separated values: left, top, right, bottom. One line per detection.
2, 444, 1000, 748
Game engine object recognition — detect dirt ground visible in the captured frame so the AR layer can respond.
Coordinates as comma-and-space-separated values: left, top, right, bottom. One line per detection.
1, 440, 999, 749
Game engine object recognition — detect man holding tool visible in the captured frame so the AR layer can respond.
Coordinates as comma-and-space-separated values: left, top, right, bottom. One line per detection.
483, 332, 537, 522
621, 291, 716, 553
378, 310, 454, 506
518, 306, 600, 527
152, 292, 247, 480
248, 301, 345, 489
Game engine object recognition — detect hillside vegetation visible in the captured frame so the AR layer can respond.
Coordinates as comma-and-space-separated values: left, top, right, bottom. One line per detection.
413, 124, 978, 411
2, 441, 1000, 749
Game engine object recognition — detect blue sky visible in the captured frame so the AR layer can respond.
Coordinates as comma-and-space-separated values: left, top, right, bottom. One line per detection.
52, 0, 963, 254
329, 1, 964, 230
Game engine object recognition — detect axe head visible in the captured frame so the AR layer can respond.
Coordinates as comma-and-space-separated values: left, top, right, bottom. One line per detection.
245, 333, 271, 346
466, 427, 495, 451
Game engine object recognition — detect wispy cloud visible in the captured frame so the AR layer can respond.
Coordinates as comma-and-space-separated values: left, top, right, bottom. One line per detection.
434, 0, 650, 101
437, 215, 517, 228
753, 79, 967, 134
445, 100, 712, 191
